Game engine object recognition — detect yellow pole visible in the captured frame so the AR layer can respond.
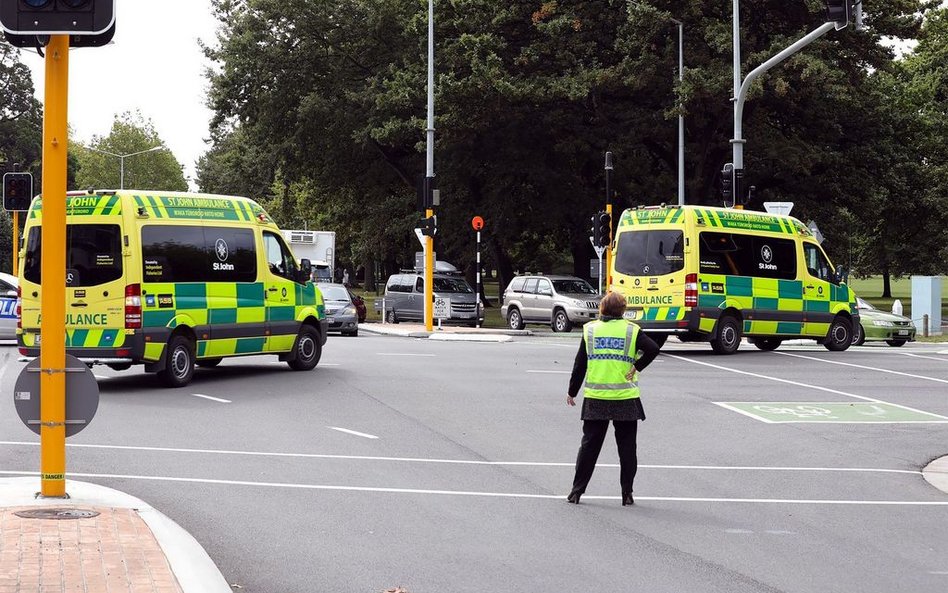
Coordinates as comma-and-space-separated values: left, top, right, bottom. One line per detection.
424, 207, 434, 331
604, 203, 613, 291
12, 211, 17, 275
40, 35, 69, 498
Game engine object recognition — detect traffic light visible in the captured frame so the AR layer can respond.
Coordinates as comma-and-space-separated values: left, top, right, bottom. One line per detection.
596, 211, 611, 247
0, 1, 115, 35
419, 215, 437, 237
721, 163, 733, 205
825, 0, 851, 28
3, 172, 34, 212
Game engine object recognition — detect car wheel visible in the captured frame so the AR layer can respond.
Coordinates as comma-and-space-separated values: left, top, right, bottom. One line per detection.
158, 335, 196, 388
646, 333, 667, 349
852, 324, 866, 346
885, 339, 907, 347
752, 338, 781, 351
824, 316, 853, 352
552, 310, 572, 333
710, 315, 741, 354
197, 358, 223, 368
507, 308, 525, 330
386, 309, 398, 324
288, 325, 322, 370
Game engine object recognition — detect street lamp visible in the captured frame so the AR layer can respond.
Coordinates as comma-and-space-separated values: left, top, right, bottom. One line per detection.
85, 145, 164, 189
669, 18, 684, 206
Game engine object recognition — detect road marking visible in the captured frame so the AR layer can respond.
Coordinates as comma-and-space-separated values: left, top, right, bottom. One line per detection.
715, 401, 948, 423
901, 353, 948, 363
377, 353, 436, 357
774, 352, 948, 384
327, 426, 379, 439
190, 393, 231, 404
0, 441, 922, 475
526, 370, 570, 374
724, 528, 753, 534
1, 470, 945, 505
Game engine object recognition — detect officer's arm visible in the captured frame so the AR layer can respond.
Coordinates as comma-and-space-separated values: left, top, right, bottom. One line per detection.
632, 332, 660, 372
567, 340, 587, 397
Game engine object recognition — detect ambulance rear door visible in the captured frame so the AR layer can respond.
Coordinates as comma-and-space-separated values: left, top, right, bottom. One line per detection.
612, 227, 687, 320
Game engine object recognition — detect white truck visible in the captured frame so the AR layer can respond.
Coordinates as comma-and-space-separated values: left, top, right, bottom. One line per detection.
282, 229, 336, 283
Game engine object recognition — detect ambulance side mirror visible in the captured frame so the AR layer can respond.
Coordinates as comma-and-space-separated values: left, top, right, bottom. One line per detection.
299, 259, 312, 283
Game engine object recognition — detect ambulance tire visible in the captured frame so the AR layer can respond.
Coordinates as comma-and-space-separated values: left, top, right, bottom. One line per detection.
507, 308, 525, 330
288, 325, 322, 371
552, 310, 572, 333
197, 358, 223, 368
158, 335, 196, 388
824, 316, 853, 352
710, 315, 742, 355
752, 338, 781, 351
647, 333, 667, 349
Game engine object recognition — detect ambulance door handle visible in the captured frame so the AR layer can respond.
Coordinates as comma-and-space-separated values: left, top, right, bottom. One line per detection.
71, 303, 88, 308
805, 285, 815, 290
267, 287, 279, 292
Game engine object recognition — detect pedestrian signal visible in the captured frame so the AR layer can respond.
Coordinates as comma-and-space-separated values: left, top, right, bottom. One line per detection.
3, 172, 33, 212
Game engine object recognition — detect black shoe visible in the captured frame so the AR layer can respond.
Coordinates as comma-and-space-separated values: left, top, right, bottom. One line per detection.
566, 492, 581, 504
622, 493, 634, 506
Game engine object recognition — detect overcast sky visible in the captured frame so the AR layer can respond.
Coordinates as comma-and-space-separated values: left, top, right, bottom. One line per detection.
24, 0, 218, 189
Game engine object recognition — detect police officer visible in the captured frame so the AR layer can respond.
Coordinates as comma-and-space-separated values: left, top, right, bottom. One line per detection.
566, 291, 659, 506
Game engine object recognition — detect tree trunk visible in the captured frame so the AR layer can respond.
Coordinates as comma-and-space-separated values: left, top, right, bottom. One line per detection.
491, 238, 514, 296
882, 270, 892, 299
363, 251, 376, 292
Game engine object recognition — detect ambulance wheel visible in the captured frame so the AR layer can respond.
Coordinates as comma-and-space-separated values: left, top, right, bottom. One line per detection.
507, 308, 525, 330
885, 339, 907, 347
107, 363, 132, 371
197, 358, 223, 368
288, 325, 322, 371
752, 338, 781, 351
852, 324, 866, 346
386, 309, 399, 324
646, 333, 667, 349
824, 316, 853, 351
710, 315, 742, 355
552, 310, 572, 333
158, 335, 196, 388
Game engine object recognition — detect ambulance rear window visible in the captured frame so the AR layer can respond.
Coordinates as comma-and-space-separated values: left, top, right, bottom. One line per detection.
615, 230, 684, 276
23, 224, 123, 287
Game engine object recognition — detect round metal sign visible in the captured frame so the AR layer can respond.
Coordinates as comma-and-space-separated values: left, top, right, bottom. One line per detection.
471, 216, 484, 231
14, 354, 99, 437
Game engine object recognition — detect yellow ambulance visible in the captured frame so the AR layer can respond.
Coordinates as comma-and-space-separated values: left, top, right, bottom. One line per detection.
18, 190, 327, 387
610, 205, 857, 353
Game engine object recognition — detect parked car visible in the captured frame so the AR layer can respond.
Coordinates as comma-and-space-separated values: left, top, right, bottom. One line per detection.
0, 272, 17, 340
347, 288, 367, 323
501, 275, 601, 332
382, 271, 483, 326
318, 283, 359, 336
852, 296, 916, 346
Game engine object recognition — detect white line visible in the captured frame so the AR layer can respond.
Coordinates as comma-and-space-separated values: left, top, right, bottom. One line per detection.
901, 353, 948, 363
327, 426, 379, 440
376, 353, 436, 357
93, 374, 109, 380
775, 352, 948, 384
663, 354, 883, 402
190, 393, 231, 404
1, 470, 944, 505
0, 441, 922, 475
526, 370, 570, 374
714, 401, 948, 423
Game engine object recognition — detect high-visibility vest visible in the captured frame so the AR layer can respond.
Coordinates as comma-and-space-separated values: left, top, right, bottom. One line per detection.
582, 319, 642, 400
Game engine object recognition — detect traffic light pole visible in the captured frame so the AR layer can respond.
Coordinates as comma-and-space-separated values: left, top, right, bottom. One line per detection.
424, 0, 435, 332
11, 211, 17, 274
603, 153, 613, 292
40, 35, 70, 498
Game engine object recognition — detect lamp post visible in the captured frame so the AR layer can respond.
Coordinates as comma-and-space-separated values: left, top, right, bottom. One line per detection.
86, 145, 163, 189
670, 18, 684, 206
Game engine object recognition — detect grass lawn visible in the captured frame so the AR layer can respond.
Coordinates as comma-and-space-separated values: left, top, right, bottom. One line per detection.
847, 276, 947, 325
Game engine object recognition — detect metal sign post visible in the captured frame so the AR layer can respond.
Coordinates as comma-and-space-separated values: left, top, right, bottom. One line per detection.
590, 238, 606, 295
471, 216, 484, 327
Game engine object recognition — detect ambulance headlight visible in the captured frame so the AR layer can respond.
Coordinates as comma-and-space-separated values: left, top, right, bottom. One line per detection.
872, 320, 894, 327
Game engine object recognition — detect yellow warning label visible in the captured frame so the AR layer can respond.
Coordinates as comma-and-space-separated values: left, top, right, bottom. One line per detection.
42, 473, 65, 480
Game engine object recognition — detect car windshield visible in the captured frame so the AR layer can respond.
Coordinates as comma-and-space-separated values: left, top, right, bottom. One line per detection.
856, 297, 876, 311
552, 279, 596, 294
434, 277, 473, 293
319, 285, 351, 302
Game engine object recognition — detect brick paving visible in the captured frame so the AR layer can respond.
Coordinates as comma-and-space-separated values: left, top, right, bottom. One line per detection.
0, 506, 182, 593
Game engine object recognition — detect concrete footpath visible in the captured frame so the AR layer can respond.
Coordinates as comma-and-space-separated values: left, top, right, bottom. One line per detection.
360, 321, 533, 342
0, 477, 230, 593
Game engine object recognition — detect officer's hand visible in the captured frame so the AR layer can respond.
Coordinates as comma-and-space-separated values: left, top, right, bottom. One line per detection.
626, 369, 639, 382
567, 395, 576, 407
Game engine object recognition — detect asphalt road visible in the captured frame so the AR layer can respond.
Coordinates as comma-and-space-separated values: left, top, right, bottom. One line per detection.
1, 335, 947, 593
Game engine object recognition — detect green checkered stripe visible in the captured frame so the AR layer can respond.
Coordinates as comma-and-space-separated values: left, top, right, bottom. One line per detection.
63, 329, 124, 348
620, 207, 685, 226
697, 275, 853, 336
617, 206, 808, 238
636, 306, 686, 321
29, 194, 123, 219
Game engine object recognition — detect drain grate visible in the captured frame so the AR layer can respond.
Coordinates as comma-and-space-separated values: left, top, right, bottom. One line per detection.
14, 508, 100, 520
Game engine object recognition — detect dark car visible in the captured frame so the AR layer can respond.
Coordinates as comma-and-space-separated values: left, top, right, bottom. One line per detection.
317, 283, 359, 336
347, 288, 367, 323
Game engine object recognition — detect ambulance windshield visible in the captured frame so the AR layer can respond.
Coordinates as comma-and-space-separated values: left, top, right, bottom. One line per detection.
24, 224, 123, 287
615, 230, 684, 276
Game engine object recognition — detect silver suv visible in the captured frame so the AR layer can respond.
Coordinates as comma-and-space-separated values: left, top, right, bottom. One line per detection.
501, 275, 601, 332
382, 272, 483, 326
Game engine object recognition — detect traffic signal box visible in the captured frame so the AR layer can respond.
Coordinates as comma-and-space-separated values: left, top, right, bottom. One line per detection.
3, 172, 33, 212
590, 211, 611, 248
825, 0, 852, 27
419, 215, 437, 237
0, 0, 115, 47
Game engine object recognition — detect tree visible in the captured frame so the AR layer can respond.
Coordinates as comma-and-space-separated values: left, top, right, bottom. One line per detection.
73, 111, 188, 192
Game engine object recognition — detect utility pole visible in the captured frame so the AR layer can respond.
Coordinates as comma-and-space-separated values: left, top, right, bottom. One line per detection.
424, 0, 435, 332
671, 18, 684, 206
603, 152, 613, 291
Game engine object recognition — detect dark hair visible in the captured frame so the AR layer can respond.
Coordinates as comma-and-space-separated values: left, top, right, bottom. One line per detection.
599, 291, 626, 317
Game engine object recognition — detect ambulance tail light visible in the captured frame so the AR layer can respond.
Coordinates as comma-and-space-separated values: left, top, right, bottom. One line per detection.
684, 273, 698, 308
125, 284, 142, 329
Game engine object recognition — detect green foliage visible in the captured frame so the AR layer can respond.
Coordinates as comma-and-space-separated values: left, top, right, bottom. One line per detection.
73, 111, 188, 192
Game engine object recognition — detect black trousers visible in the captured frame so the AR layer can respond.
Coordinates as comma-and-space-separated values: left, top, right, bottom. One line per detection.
570, 420, 638, 496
